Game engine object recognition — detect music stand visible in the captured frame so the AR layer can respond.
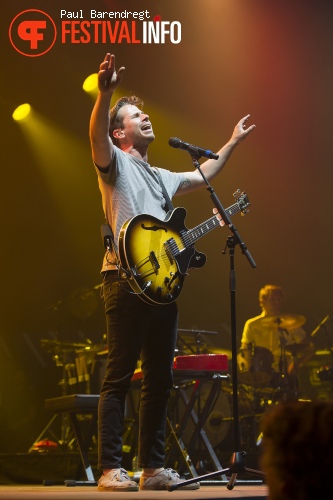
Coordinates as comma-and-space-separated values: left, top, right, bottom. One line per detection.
167, 152, 265, 491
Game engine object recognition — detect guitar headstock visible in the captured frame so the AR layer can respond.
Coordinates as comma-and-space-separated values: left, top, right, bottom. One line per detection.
233, 189, 250, 215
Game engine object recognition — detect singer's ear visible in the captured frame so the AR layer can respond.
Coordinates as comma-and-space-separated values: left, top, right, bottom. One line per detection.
113, 128, 125, 140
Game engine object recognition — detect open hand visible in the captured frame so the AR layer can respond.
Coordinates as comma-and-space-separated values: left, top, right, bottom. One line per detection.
231, 114, 256, 143
98, 53, 125, 93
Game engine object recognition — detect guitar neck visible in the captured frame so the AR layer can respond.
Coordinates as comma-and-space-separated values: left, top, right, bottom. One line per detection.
183, 202, 240, 247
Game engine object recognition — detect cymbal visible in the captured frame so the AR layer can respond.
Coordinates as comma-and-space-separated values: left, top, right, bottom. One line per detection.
257, 314, 306, 330
178, 329, 219, 335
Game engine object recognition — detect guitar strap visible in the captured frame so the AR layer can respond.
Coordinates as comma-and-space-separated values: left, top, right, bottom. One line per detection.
154, 168, 174, 214
100, 220, 120, 267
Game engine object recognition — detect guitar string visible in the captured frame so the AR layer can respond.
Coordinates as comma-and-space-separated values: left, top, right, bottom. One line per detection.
133, 249, 171, 276
182, 215, 222, 247
182, 203, 243, 247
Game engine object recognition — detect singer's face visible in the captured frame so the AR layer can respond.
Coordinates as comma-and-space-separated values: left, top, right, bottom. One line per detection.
117, 104, 155, 146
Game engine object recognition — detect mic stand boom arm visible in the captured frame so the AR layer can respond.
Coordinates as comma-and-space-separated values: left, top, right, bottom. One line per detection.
190, 154, 257, 269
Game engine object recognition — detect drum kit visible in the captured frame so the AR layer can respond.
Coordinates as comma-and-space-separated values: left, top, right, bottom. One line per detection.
235, 313, 333, 450
237, 313, 307, 389
236, 314, 308, 425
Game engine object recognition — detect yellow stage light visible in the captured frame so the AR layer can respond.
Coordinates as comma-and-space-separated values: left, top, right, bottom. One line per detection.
12, 103, 32, 121
83, 73, 98, 93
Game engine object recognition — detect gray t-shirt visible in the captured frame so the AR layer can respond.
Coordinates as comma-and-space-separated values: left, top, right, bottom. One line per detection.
96, 146, 185, 272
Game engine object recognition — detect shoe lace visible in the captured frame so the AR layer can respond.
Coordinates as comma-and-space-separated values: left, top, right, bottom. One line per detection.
111, 468, 130, 481
164, 468, 180, 479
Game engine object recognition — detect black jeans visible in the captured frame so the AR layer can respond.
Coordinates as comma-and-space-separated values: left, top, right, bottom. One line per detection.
98, 271, 178, 470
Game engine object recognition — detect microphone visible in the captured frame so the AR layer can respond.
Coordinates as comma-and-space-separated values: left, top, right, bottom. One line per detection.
169, 137, 219, 160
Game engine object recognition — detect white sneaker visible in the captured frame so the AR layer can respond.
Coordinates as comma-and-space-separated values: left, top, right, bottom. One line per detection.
139, 468, 200, 490
97, 468, 139, 491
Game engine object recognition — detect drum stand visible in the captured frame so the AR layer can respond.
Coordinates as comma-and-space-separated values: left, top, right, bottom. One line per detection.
167, 153, 265, 491
276, 327, 299, 402
276, 327, 290, 401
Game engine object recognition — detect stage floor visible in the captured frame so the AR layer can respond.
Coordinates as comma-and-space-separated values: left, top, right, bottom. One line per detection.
0, 484, 268, 500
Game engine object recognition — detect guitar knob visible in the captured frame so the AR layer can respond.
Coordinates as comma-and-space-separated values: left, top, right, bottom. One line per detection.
164, 277, 170, 284
166, 293, 173, 301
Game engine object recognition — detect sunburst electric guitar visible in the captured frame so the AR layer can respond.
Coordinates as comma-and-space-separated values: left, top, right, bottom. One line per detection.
118, 190, 250, 305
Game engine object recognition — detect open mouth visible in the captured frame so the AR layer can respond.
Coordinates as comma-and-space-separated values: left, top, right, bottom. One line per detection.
141, 123, 152, 131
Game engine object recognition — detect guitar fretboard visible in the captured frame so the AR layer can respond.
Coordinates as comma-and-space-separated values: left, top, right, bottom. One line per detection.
182, 202, 240, 247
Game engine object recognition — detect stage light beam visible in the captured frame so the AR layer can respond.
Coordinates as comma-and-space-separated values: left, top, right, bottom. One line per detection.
83, 73, 98, 94
12, 103, 32, 121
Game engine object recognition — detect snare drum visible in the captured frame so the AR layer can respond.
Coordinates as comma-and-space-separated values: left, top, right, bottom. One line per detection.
238, 346, 274, 387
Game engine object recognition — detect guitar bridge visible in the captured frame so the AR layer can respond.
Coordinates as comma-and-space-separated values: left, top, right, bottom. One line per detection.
149, 251, 160, 273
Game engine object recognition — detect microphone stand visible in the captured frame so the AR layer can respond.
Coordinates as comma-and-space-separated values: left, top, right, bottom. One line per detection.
168, 153, 265, 491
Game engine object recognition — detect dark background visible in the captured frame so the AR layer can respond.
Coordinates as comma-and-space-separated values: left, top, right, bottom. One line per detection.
1, 0, 332, 452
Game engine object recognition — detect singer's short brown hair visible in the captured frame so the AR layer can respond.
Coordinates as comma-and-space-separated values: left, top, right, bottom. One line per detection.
109, 96, 144, 147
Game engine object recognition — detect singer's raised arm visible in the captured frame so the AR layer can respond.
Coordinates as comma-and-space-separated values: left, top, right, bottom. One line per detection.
89, 53, 125, 168
175, 115, 256, 195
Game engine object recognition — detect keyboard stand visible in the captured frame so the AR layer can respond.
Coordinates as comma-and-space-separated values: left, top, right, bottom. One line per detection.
166, 370, 229, 480
44, 394, 99, 486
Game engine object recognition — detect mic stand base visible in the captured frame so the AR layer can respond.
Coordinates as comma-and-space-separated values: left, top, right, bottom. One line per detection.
167, 451, 265, 491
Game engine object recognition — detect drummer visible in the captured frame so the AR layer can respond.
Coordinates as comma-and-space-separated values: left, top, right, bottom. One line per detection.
238, 284, 314, 390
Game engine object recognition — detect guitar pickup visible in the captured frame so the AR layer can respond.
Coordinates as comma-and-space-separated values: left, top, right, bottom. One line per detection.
149, 251, 160, 273
164, 238, 180, 263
